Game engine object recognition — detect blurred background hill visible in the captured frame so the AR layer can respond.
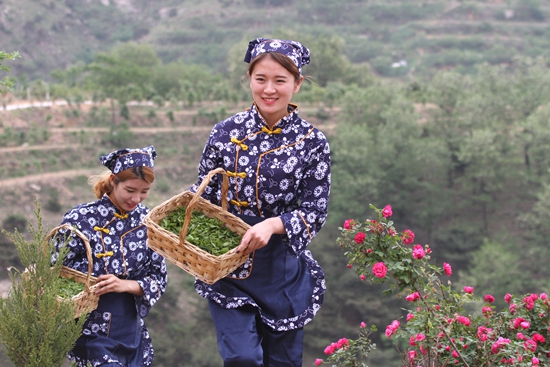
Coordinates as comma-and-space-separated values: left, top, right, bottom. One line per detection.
3, 0, 550, 366
3, 0, 550, 80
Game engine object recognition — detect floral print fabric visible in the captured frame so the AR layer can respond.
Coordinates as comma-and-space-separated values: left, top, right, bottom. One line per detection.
56, 194, 167, 366
192, 102, 331, 331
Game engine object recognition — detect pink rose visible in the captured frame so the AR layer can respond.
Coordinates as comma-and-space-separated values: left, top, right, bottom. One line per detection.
532, 357, 540, 365
443, 262, 452, 276
412, 244, 425, 259
372, 262, 388, 278
343, 219, 354, 230
457, 316, 471, 326
382, 205, 393, 218
360, 274, 366, 281
401, 229, 415, 245
482, 306, 492, 318
484, 294, 495, 303
504, 293, 512, 303
533, 333, 545, 343
406, 313, 415, 321
406, 292, 421, 302
360, 322, 366, 328
524, 339, 537, 352
315, 358, 323, 366
354, 232, 366, 244
408, 350, 417, 361
463, 286, 474, 294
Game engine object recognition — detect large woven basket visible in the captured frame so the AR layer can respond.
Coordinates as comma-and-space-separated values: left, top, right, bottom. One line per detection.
144, 167, 251, 284
46, 224, 99, 319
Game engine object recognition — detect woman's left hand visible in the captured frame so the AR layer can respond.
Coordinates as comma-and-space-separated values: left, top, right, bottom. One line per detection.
94, 274, 144, 296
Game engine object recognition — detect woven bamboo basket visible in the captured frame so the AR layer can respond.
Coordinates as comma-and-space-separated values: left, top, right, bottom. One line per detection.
45, 224, 99, 319
144, 167, 251, 284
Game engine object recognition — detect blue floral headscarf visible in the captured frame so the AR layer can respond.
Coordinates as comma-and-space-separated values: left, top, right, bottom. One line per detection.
99, 145, 157, 174
244, 38, 311, 74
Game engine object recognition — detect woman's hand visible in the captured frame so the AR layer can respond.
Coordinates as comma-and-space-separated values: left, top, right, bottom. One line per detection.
236, 217, 286, 255
94, 274, 144, 296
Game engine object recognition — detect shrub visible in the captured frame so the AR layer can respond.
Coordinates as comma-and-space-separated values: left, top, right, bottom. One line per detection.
315, 205, 550, 367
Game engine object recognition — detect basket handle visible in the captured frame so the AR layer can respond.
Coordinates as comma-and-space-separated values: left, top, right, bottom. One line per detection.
179, 167, 230, 245
44, 224, 94, 290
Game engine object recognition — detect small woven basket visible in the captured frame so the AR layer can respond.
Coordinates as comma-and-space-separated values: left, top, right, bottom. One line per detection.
144, 167, 251, 284
46, 224, 99, 319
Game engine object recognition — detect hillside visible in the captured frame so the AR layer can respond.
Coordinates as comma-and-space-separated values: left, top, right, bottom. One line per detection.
2, 0, 550, 81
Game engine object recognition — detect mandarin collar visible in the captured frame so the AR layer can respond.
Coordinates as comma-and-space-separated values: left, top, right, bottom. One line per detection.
250, 102, 299, 130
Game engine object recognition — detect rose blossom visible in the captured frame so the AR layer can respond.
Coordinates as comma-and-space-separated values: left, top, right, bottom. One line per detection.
315, 358, 323, 366
484, 294, 495, 303
354, 232, 366, 244
457, 316, 471, 326
443, 262, 452, 276
533, 333, 545, 343
463, 286, 474, 294
402, 229, 415, 245
343, 219, 354, 230
372, 262, 388, 278
504, 293, 512, 304
382, 205, 393, 218
482, 306, 492, 318
406, 313, 414, 321
412, 244, 425, 259
406, 292, 421, 302
524, 339, 537, 352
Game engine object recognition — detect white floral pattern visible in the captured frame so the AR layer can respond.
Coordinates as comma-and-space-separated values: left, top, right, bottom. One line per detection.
56, 195, 167, 367
192, 102, 330, 331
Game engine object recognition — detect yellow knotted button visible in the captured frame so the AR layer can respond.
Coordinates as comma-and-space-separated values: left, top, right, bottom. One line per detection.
94, 226, 110, 234
227, 171, 247, 179
114, 213, 128, 219
230, 199, 249, 207
96, 251, 114, 259
262, 126, 282, 135
231, 137, 248, 151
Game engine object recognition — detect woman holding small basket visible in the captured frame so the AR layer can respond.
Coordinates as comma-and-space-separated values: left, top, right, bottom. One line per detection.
191, 38, 331, 367
54, 146, 167, 367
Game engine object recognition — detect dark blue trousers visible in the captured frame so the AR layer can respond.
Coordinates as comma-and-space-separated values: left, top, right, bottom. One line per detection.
208, 301, 304, 367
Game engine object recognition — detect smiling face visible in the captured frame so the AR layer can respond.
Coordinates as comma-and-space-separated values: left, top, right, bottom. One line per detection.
248, 54, 304, 128
109, 176, 151, 212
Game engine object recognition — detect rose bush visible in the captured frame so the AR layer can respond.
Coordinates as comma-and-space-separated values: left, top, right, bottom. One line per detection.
316, 205, 550, 367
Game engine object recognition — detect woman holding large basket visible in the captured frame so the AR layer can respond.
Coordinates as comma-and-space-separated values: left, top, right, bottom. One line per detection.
54, 146, 167, 367
191, 38, 331, 367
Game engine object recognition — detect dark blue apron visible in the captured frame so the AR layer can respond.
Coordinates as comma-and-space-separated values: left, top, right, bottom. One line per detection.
208, 214, 315, 326
72, 292, 144, 366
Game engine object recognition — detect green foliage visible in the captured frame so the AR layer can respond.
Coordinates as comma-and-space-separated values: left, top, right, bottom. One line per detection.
44, 187, 62, 213
0, 204, 87, 367
3, 215, 27, 232
160, 207, 242, 256
0, 51, 20, 93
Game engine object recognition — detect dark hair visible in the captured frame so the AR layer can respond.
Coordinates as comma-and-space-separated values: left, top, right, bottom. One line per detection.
89, 167, 155, 199
247, 52, 302, 83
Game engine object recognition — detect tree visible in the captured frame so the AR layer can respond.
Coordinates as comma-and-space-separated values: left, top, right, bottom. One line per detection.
85, 43, 161, 123
0, 205, 87, 367
0, 51, 20, 93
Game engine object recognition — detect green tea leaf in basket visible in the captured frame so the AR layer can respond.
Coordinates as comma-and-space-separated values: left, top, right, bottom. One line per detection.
159, 207, 242, 256
58, 277, 86, 298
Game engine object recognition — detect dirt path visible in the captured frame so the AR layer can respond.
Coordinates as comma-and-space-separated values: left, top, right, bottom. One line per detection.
0, 169, 98, 188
